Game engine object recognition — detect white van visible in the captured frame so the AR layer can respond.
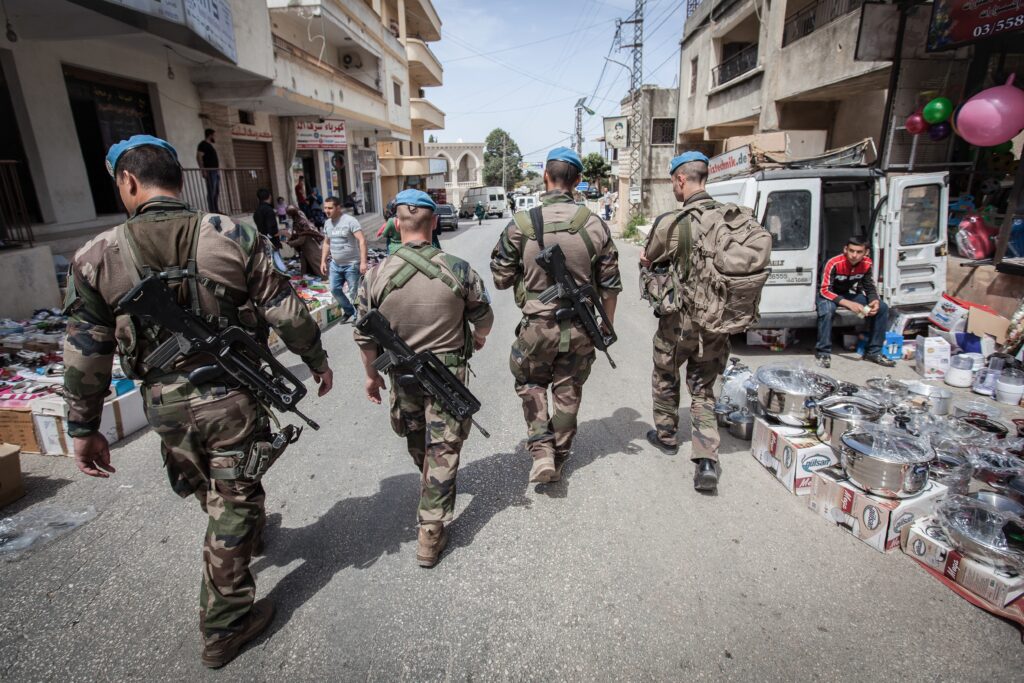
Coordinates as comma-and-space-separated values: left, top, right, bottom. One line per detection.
705, 167, 948, 329
515, 195, 538, 212
460, 186, 507, 218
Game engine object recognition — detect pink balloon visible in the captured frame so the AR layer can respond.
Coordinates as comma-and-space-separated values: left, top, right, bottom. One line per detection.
956, 75, 1024, 147
905, 112, 928, 135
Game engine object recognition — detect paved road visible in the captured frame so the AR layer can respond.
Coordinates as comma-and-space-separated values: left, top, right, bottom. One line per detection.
3, 216, 1023, 680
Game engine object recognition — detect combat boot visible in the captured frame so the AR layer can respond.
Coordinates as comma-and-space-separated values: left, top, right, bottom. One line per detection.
416, 523, 448, 568
529, 454, 557, 483
549, 454, 569, 482
200, 598, 275, 669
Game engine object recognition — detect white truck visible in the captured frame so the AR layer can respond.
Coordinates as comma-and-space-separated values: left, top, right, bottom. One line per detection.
705, 164, 948, 330
460, 186, 507, 218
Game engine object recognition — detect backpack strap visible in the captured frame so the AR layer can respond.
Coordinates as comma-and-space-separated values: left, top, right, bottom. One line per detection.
378, 244, 462, 306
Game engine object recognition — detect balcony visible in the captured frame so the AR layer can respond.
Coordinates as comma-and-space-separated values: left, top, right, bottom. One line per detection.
410, 98, 445, 130
379, 156, 432, 177
783, 0, 861, 46
405, 0, 442, 42
712, 44, 758, 87
406, 38, 443, 87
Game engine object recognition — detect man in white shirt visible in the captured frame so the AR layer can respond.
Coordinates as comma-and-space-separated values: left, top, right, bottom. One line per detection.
320, 196, 368, 323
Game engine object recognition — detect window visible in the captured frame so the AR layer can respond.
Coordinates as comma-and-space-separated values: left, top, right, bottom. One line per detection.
393, 80, 402, 105
489, 194, 497, 201
690, 58, 698, 95
238, 110, 255, 125
651, 118, 675, 145
899, 184, 941, 246
761, 190, 811, 251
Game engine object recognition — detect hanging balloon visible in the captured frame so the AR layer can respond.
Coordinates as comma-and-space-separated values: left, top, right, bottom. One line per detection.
956, 75, 1024, 147
922, 97, 954, 124
928, 121, 952, 141
905, 112, 928, 135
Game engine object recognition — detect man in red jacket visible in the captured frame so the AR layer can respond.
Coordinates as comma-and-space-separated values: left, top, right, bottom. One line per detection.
816, 236, 895, 369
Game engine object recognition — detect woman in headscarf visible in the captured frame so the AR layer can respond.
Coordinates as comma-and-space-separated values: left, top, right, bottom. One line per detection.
286, 204, 325, 277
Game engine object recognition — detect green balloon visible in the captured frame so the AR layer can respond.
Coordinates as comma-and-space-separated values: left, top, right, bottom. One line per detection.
922, 97, 953, 124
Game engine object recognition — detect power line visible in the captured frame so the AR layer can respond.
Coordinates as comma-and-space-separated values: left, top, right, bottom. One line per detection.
444, 18, 617, 62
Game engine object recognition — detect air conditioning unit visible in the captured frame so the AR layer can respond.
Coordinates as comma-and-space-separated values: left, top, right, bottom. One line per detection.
341, 52, 363, 69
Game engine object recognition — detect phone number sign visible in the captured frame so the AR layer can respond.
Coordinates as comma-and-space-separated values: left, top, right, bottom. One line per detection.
928, 0, 1024, 51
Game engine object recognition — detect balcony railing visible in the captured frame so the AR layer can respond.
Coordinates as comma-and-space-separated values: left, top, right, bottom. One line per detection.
0, 161, 34, 248
782, 0, 861, 46
182, 168, 272, 217
712, 44, 758, 87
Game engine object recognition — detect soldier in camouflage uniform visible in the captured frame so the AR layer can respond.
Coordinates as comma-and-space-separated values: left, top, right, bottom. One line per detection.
63, 136, 333, 668
641, 151, 726, 492
353, 189, 493, 567
490, 147, 621, 484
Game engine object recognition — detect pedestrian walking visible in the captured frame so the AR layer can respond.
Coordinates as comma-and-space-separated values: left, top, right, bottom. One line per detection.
490, 147, 621, 483
354, 189, 494, 567
64, 135, 333, 668
196, 128, 220, 214
320, 195, 367, 323
474, 201, 485, 225
253, 188, 281, 249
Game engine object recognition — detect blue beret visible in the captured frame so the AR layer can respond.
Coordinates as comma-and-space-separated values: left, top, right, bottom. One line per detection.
394, 189, 436, 211
669, 151, 710, 176
546, 146, 583, 171
105, 135, 179, 177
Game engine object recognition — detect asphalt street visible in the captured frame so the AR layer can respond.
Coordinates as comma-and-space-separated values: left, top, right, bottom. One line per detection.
2, 215, 1023, 680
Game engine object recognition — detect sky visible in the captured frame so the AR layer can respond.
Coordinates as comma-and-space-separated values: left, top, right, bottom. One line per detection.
428, 0, 688, 160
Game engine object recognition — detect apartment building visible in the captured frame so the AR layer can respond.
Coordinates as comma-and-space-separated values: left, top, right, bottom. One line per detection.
0, 0, 444, 257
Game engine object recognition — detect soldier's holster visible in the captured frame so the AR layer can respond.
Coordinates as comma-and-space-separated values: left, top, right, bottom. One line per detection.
208, 424, 302, 482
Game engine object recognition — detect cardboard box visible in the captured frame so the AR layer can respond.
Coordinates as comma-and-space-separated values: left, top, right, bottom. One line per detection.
0, 406, 42, 453
928, 294, 970, 332
0, 442, 24, 508
750, 417, 837, 495
967, 307, 1010, 345
915, 336, 951, 379
746, 328, 795, 350
324, 304, 345, 327
267, 329, 286, 356
901, 518, 1024, 608
806, 467, 947, 553
31, 389, 147, 456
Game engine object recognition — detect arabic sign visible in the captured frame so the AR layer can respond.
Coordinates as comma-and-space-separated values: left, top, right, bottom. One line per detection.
429, 157, 448, 175
604, 116, 629, 149
185, 0, 237, 63
230, 123, 272, 141
927, 0, 1024, 50
520, 161, 545, 174
99, 0, 237, 62
356, 148, 378, 173
296, 120, 348, 149
708, 145, 752, 181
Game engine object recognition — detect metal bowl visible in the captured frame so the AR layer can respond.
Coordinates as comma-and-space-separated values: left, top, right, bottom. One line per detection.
937, 494, 1024, 572
904, 382, 953, 416
727, 410, 754, 440
865, 376, 910, 407
755, 364, 838, 427
969, 491, 1024, 516
839, 425, 933, 498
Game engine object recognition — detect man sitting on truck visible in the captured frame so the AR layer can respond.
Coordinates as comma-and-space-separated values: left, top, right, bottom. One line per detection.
816, 236, 895, 369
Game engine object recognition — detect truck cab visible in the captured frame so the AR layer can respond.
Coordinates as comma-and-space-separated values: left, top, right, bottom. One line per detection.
705, 167, 948, 329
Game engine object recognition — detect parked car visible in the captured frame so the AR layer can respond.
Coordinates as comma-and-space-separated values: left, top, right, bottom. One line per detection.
436, 203, 459, 231
514, 195, 538, 212
585, 187, 601, 199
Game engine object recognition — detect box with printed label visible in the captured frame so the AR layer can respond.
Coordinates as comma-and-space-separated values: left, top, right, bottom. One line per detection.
750, 417, 836, 495
0, 442, 24, 508
324, 304, 345, 326
31, 389, 147, 456
0, 406, 42, 453
746, 328, 794, 349
915, 336, 951, 379
928, 294, 970, 332
901, 518, 1024, 609
806, 466, 947, 553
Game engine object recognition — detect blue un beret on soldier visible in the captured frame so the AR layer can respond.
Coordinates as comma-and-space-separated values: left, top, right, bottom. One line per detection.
546, 146, 584, 172
669, 151, 710, 176
394, 189, 436, 211
105, 135, 179, 177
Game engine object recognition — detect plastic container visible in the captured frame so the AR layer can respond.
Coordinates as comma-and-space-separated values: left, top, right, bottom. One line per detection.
995, 368, 1024, 405
973, 367, 1001, 396
944, 355, 974, 388
953, 400, 1001, 421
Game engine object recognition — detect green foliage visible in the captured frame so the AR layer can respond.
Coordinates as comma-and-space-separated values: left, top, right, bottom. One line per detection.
427, 134, 437, 143
581, 152, 611, 187
623, 214, 646, 240
483, 128, 523, 190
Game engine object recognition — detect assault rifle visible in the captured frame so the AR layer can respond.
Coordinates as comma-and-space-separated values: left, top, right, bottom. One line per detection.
355, 310, 490, 438
117, 275, 320, 430
535, 244, 618, 368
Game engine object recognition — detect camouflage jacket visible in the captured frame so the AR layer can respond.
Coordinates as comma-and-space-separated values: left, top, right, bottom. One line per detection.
353, 241, 493, 357
490, 191, 621, 316
63, 199, 328, 437
644, 191, 715, 265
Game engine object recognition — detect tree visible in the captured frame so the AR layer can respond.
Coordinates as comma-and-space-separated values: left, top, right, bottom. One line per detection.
581, 152, 611, 189
482, 128, 523, 190
427, 134, 437, 143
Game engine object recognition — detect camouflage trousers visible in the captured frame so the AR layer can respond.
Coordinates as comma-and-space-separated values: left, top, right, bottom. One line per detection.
389, 364, 471, 525
510, 317, 596, 465
142, 380, 265, 641
651, 313, 729, 461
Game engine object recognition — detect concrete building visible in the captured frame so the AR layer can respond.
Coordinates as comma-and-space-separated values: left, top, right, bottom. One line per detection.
425, 141, 484, 207
0, 0, 445, 259
614, 86, 679, 231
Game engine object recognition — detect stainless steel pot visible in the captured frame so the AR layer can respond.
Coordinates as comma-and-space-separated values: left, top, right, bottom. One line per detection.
755, 364, 838, 427
865, 376, 910, 408
937, 493, 1024, 572
928, 440, 972, 495
904, 382, 953, 416
839, 426, 933, 498
727, 410, 754, 440
714, 398, 737, 428
815, 396, 885, 452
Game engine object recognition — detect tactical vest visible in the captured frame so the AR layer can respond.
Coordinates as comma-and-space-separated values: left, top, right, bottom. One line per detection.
114, 202, 263, 380
373, 244, 474, 363
512, 204, 597, 309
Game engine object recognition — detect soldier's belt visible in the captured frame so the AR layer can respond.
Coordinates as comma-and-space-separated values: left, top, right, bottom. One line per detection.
146, 378, 232, 405
208, 425, 302, 481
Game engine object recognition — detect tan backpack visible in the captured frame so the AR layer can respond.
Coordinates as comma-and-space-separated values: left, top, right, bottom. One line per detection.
679, 199, 773, 334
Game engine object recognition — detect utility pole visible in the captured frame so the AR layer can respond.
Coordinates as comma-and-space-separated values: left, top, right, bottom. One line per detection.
619, 0, 644, 219
502, 133, 507, 190
574, 104, 584, 155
